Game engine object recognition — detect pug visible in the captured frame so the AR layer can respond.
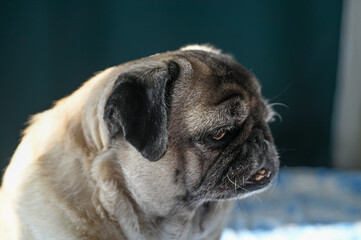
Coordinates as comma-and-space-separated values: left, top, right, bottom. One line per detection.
0, 44, 279, 240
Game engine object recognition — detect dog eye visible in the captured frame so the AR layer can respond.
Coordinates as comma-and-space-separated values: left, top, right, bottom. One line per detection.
206, 127, 236, 145
212, 131, 226, 140
199, 127, 236, 147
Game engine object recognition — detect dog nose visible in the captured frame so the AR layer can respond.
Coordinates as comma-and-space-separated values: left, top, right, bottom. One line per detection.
248, 129, 267, 151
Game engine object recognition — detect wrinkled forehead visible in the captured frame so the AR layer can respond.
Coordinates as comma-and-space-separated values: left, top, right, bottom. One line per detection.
184, 50, 261, 98
173, 51, 264, 134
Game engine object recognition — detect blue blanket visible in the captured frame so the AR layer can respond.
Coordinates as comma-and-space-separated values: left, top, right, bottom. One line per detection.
221, 167, 361, 240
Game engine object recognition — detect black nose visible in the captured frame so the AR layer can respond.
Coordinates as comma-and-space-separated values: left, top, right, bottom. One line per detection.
248, 129, 267, 151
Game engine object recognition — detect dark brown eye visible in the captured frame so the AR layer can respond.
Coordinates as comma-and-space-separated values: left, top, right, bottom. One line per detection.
212, 131, 226, 140
202, 127, 236, 148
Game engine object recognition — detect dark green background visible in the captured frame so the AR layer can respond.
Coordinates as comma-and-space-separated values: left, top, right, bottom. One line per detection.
0, 1, 343, 175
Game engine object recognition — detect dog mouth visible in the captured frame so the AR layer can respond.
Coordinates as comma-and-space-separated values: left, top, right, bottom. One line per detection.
193, 135, 279, 201
201, 166, 276, 201
235, 168, 273, 193
214, 145, 279, 197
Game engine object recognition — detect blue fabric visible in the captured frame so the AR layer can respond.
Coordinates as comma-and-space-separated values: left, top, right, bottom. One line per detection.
221, 167, 361, 239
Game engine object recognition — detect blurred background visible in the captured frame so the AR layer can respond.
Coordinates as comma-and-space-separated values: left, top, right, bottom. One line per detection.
0, 0, 360, 173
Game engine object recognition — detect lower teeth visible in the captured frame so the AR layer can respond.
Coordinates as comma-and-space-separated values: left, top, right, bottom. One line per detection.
255, 174, 264, 181
254, 169, 271, 181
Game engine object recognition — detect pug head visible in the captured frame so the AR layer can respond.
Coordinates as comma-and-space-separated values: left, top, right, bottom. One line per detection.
104, 45, 279, 212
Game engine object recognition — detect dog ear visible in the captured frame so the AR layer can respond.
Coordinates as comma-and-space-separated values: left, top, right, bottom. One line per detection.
104, 61, 180, 161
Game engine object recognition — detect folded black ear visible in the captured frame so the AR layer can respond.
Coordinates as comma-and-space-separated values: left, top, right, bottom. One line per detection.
104, 61, 180, 161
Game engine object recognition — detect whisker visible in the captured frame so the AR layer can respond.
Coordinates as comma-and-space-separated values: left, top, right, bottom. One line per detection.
214, 201, 221, 212
268, 82, 294, 101
237, 186, 249, 192
254, 194, 263, 205
226, 174, 237, 190
234, 177, 238, 193
267, 102, 287, 122
236, 199, 245, 222
269, 102, 289, 109
273, 111, 283, 122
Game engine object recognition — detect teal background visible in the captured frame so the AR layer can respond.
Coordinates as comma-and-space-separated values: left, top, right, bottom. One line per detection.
0, 1, 343, 175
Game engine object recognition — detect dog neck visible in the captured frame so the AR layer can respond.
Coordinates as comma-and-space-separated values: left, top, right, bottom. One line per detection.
89, 150, 232, 240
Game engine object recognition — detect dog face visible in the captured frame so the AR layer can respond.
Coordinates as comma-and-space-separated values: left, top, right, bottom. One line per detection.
104, 46, 279, 213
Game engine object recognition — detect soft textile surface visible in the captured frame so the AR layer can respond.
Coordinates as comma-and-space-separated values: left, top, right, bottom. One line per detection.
221, 167, 361, 240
